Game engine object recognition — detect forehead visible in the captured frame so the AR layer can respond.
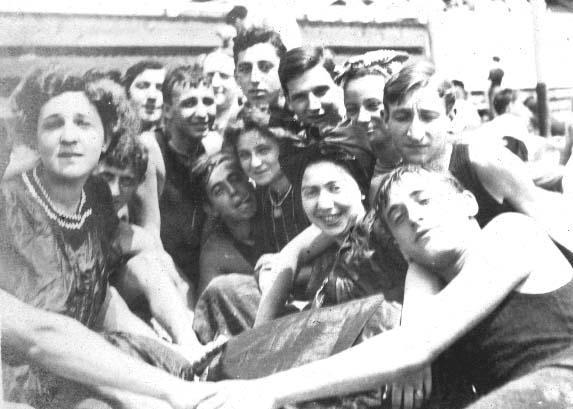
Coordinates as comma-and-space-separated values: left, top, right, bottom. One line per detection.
344, 75, 386, 100
237, 42, 280, 65
204, 55, 234, 76
302, 161, 353, 186
385, 173, 452, 206
96, 162, 136, 178
387, 83, 446, 114
237, 129, 276, 150
286, 64, 334, 95
172, 82, 214, 103
131, 68, 166, 85
40, 91, 98, 118
207, 160, 242, 186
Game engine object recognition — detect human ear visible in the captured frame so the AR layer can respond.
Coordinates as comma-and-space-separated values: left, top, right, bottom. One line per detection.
461, 190, 478, 218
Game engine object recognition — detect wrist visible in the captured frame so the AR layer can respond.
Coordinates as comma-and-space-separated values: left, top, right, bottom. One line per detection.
260, 377, 283, 408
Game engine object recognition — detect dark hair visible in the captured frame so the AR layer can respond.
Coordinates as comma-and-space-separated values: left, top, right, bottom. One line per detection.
452, 79, 465, 89
336, 49, 410, 91
493, 88, 517, 116
191, 151, 239, 204
85, 68, 122, 84
225, 5, 248, 26
10, 65, 139, 149
278, 46, 326, 97
162, 63, 205, 106
383, 59, 456, 116
100, 132, 149, 182
232, 27, 286, 65
375, 165, 464, 221
122, 60, 164, 96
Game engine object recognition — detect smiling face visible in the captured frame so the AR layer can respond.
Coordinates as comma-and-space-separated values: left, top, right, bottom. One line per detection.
301, 161, 364, 239
382, 171, 476, 269
203, 52, 237, 110
167, 81, 216, 145
344, 74, 399, 164
386, 84, 451, 165
128, 68, 166, 124
205, 160, 257, 222
235, 42, 282, 107
93, 163, 139, 213
286, 64, 344, 133
37, 91, 105, 182
236, 128, 282, 187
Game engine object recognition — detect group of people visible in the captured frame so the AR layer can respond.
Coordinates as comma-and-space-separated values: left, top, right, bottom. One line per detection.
3, 20, 573, 409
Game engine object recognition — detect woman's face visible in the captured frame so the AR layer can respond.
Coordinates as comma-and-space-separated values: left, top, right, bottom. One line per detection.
344, 75, 398, 162
37, 91, 105, 182
128, 68, 166, 124
236, 129, 282, 187
301, 161, 364, 239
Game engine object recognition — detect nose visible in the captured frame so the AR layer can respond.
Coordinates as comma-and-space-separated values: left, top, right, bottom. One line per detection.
251, 153, 262, 168
316, 190, 334, 210
227, 181, 239, 197
406, 114, 425, 142
60, 122, 78, 144
357, 107, 372, 124
212, 72, 222, 88
251, 66, 263, 84
308, 93, 322, 112
195, 102, 208, 118
406, 203, 424, 225
108, 177, 120, 197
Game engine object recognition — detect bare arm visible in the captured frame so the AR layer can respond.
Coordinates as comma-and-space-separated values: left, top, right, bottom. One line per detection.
470, 141, 573, 252
0, 288, 214, 408
254, 225, 334, 326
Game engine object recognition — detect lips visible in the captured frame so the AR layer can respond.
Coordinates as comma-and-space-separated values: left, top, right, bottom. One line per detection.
248, 89, 268, 98
415, 227, 431, 242
58, 152, 82, 158
317, 212, 344, 227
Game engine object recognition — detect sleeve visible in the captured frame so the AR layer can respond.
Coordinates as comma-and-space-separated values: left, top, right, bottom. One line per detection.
87, 175, 120, 243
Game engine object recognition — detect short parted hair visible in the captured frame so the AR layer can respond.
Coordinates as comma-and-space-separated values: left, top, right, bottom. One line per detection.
278, 46, 326, 97
100, 132, 149, 182
375, 165, 465, 221
383, 59, 456, 116
10, 65, 139, 149
232, 27, 287, 65
192, 151, 240, 204
121, 60, 165, 95
493, 88, 518, 116
162, 63, 206, 106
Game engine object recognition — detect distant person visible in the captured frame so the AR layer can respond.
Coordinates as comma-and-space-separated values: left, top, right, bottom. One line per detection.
488, 56, 504, 117
450, 79, 481, 132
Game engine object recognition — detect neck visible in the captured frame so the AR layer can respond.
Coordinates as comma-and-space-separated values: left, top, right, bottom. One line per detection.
223, 217, 252, 243
168, 125, 202, 158
425, 142, 453, 172
269, 174, 291, 196
438, 222, 482, 282
37, 166, 85, 214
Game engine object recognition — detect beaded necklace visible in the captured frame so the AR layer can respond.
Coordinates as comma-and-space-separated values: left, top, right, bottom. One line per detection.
22, 168, 92, 230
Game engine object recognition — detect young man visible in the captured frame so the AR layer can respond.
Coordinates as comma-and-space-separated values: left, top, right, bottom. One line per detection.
203, 50, 242, 132
232, 27, 299, 132
94, 136, 201, 353
158, 65, 221, 296
383, 59, 573, 249
278, 46, 345, 140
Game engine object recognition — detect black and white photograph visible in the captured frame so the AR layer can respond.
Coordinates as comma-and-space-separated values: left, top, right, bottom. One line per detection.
2, 0, 573, 408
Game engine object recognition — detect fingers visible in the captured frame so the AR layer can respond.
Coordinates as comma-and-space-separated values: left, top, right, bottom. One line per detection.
391, 383, 403, 409
423, 366, 432, 400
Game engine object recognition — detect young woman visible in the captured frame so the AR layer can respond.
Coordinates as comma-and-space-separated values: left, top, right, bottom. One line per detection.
228, 121, 310, 255
201, 165, 573, 409
335, 49, 409, 203
0, 67, 214, 408
255, 131, 406, 325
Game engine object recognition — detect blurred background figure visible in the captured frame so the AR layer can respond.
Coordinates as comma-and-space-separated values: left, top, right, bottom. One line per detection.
450, 79, 481, 133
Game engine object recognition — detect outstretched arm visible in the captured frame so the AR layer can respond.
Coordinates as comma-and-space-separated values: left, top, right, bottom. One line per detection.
0, 288, 214, 408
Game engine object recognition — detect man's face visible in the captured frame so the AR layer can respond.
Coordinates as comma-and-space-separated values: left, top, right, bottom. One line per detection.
286, 64, 344, 133
235, 42, 282, 107
382, 172, 473, 269
203, 53, 237, 110
128, 68, 166, 124
94, 162, 139, 213
168, 82, 216, 141
386, 84, 451, 165
206, 160, 257, 222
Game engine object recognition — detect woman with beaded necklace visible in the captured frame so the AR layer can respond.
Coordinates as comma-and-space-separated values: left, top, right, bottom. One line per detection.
0, 67, 218, 409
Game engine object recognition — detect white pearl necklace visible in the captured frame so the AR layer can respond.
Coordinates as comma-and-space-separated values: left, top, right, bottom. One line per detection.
22, 168, 92, 230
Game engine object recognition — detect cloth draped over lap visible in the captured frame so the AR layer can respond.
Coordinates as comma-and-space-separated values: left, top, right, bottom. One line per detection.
208, 294, 401, 381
